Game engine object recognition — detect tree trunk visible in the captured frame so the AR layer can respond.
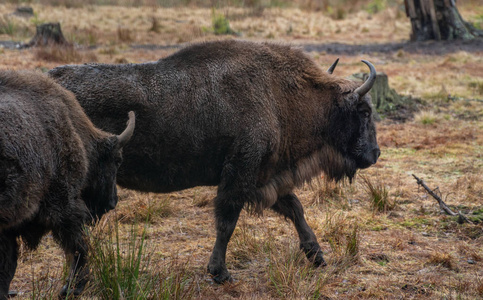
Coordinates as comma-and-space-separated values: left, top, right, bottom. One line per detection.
27, 23, 70, 47
404, 0, 483, 40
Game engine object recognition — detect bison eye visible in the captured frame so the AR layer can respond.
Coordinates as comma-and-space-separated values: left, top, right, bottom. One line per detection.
359, 109, 370, 119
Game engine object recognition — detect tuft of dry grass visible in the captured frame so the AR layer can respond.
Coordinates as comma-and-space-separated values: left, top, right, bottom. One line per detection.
360, 176, 395, 213
115, 192, 174, 224
307, 178, 350, 207
230, 221, 272, 268
413, 110, 441, 125
426, 251, 456, 270
148, 16, 162, 33
117, 25, 133, 42
320, 211, 361, 266
267, 244, 329, 299
34, 45, 97, 63
478, 276, 483, 298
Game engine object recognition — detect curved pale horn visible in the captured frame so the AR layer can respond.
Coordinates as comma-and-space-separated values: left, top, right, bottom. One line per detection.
117, 111, 135, 147
354, 60, 376, 97
327, 58, 339, 74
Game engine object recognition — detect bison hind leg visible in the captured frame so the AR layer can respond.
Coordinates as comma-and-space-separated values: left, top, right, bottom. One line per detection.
270, 193, 326, 267
0, 232, 18, 299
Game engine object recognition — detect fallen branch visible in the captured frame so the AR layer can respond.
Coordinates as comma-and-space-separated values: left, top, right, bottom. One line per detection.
412, 174, 473, 224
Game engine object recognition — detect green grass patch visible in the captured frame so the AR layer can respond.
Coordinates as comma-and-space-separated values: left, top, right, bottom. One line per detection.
87, 221, 155, 299
400, 217, 431, 229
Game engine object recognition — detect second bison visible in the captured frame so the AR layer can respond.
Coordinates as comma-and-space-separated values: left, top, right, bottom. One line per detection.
0, 71, 135, 297
49, 40, 380, 283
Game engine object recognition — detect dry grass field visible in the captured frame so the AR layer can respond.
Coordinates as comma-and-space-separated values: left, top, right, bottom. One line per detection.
1, 0, 483, 299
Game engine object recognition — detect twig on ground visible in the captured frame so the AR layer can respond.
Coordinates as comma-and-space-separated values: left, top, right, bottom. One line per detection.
412, 174, 473, 224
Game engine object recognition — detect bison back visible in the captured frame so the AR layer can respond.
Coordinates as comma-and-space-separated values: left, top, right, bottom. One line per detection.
0, 71, 87, 231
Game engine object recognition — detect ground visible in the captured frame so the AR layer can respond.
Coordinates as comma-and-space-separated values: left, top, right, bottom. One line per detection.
1, 2, 482, 299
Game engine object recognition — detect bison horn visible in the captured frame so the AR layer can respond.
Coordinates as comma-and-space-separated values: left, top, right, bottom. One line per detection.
327, 58, 339, 74
117, 111, 135, 147
354, 60, 376, 97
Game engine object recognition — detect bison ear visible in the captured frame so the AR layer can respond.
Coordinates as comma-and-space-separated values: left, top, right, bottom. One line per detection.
117, 111, 135, 147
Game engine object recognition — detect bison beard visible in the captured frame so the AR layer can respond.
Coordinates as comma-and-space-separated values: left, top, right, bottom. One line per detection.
0, 71, 135, 298
49, 40, 380, 284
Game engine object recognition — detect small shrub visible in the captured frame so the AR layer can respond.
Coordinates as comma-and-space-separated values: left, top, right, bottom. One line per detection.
473, 14, 483, 30
367, 0, 387, 14
30, 12, 45, 27
211, 8, 236, 35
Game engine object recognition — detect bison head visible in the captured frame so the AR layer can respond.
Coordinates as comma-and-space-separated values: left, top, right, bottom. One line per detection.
328, 60, 380, 178
82, 111, 135, 219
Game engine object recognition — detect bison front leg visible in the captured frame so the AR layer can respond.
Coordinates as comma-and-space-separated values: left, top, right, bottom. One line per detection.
54, 222, 89, 297
207, 193, 244, 284
0, 232, 18, 300
271, 193, 326, 267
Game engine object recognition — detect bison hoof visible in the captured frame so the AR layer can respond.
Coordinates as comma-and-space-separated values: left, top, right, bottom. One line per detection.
312, 251, 327, 268
207, 265, 232, 284
7, 290, 18, 298
301, 242, 327, 267
59, 284, 84, 298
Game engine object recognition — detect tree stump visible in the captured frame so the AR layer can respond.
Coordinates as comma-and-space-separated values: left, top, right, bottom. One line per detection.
14, 6, 34, 17
350, 72, 420, 122
27, 23, 70, 47
351, 72, 401, 110
405, 0, 483, 40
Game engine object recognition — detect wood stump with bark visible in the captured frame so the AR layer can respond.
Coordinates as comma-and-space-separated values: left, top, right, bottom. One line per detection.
27, 23, 70, 47
405, 0, 483, 40
350, 72, 421, 122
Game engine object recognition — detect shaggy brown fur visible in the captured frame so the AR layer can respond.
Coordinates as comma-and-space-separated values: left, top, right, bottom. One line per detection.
49, 39, 379, 284
0, 70, 134, 298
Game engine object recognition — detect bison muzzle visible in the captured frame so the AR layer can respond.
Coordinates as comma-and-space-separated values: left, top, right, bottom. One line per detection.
0, 70, 135, 298
49, 40, 380, 284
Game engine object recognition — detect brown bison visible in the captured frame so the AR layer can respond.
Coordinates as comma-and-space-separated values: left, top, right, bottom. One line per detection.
0, 70, 135, 298
49, 40, 380, 283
